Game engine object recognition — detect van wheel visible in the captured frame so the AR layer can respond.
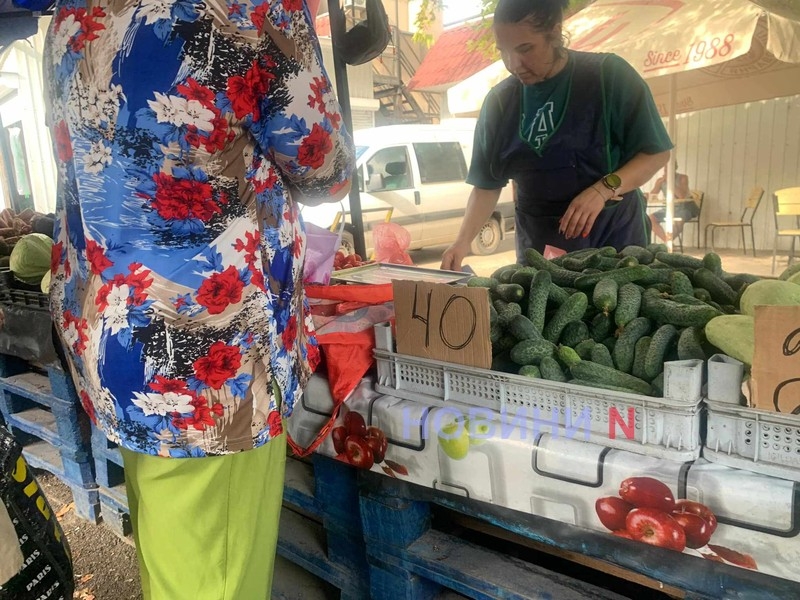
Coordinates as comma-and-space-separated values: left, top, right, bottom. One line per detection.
470, 217, 501, 255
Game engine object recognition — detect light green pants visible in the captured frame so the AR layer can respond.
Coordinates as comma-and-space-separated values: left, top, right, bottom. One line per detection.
120, 433, 286, 600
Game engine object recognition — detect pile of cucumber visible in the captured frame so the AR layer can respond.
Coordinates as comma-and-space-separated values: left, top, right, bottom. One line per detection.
470, 244, 761, 397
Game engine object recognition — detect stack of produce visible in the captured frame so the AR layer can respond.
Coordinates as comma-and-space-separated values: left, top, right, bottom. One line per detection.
6, 233, 54, 295
470, 244, 763, 397
0, 208, 55, 268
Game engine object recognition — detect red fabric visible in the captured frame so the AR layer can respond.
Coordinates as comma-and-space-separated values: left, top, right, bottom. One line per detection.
289, 283, 393, 457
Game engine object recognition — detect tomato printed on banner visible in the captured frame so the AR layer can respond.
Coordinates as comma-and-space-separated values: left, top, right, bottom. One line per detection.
43, 0, 354, 457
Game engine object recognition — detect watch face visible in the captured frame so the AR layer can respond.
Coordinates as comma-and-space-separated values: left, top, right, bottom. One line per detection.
605, 173, 622, 189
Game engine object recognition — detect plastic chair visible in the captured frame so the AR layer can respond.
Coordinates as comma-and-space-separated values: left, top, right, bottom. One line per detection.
674, 190, 704, 253
772, 187, 800, 274
704, 186, 764, 256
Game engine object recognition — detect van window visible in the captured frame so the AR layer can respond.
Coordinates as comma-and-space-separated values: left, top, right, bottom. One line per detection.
365, 146, 411, 191
413, 142, 467, 184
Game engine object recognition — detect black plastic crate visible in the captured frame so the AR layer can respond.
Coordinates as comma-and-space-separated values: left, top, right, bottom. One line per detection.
0, 269, 49, 310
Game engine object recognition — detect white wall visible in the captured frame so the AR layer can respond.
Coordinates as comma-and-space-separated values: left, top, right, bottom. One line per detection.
667, 94, 800, 252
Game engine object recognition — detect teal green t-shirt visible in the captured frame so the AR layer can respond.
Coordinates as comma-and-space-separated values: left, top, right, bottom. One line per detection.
467, 51, 673, 189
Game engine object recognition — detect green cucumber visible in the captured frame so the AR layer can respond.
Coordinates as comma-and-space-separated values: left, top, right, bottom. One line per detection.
575, 338, 597, 359
497, 302, 523, 328
670, 293, 711, 307
590, 343, 615, 369
601, 336, 617, 353
547, 283, 571, 306
490, 322, 503, 344
632, 336, 652, 381
693, 288, 712, 303
490, 264, 522, 284
570, 361, 652, 396
593, 278, 619, 314
510, 267, 538, 290
510, 338, 557, 366
779, 263, 800, 281
557, 345, 582, 369
523, 248, 582, 287
702, 252, 723, 276
651, 372, 665, 397
543, 292, 588, 343
508, 314, 540, 341
647, 243, 669, 255
615, 283, 643, 327
654, 252, 704, 270
518, 365, 542, 379
492, 333, 517, 356
644, 324, 679, 381
613, 317, 652, 373
540, 356, 567, 382
467, 276, 497, 290
642, 295, 721, 328
669, 271, 694, 297
616, 256, 640, 269
495, 283, 526, 304
693, 268, 737, 306
560, 320, 590, 347
677, 326, 706, 361
527, 270, 551, 334
492, 351, 518, 374
575, 265, 651, 291
620, 245, 654, 265
591, 312, 613, 342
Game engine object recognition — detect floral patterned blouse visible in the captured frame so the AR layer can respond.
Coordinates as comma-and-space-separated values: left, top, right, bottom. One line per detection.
43, 0, 354, 457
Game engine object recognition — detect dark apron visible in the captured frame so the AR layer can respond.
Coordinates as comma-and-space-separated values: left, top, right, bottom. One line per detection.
486, 52, 648, 262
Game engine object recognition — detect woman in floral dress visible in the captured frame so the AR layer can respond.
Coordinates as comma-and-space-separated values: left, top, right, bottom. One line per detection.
44, 0, 353, 596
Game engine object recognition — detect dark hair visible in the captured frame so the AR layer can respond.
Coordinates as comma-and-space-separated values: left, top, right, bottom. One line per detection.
494, 0, 569, 30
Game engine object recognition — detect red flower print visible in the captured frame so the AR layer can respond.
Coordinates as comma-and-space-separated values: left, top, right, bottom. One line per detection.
125, 265, 153, 305
251, 3, 269, 32
226, 59, 275, 120
267, 410, 282, 437
172, 396, 224, 431
297, 123, 333, 169
79, 390, 97, 425
54, 121, 72, 162
95, 282, 113, 311
307, 77, 327, 112
151, 172, 219, 223
86, 239, 113, 274
176, 78, 216, 106
203, 117, 234, 154
234, 230, 260, 265
149, 375, 190, 395
185, 126, 202, 148
63, 310, 89, 355
283, 0, 303, 11
193, 341, 242, 389
51, 241, 64, 273
250, 268, 265, 291
74, 7, 106, 49
196, 266, 244, 314
307, 343, 321, 372
281, 315, 298, 351
293, 232, 303, 258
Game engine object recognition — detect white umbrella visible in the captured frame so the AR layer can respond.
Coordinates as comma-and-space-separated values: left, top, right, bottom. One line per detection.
447, 0, 800, 245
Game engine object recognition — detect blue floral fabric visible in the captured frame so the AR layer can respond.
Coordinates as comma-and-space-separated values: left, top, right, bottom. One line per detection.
43, 0, 354, 457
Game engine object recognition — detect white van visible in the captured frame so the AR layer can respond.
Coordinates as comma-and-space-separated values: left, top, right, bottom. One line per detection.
301, 120, 515, 255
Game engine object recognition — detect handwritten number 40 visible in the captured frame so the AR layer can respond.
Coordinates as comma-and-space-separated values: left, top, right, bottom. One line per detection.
411, 285, 477, 351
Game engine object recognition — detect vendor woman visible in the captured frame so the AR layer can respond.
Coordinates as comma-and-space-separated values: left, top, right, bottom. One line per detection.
441, 0, 672, 270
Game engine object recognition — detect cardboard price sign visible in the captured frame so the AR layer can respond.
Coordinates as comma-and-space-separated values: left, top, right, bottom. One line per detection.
752, 305, 800, 414
392, 280, 491, 369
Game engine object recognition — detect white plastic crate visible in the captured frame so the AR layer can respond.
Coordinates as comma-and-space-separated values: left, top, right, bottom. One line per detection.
373, 324, 703, 461
704, 400, 800, 481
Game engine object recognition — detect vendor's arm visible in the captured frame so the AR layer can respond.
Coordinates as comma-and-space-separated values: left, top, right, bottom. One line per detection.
561, 54, 673, 240
441, 186, 502, 271
560, 150, 670, 239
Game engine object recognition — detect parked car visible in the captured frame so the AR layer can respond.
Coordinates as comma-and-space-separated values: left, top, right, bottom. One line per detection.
300, 120, 515, 255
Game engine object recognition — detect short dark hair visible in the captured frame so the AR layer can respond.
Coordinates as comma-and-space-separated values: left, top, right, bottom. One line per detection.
494, 0, 569, 31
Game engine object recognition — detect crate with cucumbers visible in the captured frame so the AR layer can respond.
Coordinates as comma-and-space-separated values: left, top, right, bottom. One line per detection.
468, 243, 795, 398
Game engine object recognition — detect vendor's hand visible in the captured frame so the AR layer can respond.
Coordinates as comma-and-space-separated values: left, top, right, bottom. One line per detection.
441, 241, 469, 272
559, 186, 607, 240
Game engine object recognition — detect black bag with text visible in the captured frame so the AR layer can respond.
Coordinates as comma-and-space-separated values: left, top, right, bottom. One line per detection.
0, 426, 73, 600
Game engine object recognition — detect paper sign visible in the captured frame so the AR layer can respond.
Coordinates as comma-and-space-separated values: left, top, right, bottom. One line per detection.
752, 305, 800, 414
392, 280, 491, 369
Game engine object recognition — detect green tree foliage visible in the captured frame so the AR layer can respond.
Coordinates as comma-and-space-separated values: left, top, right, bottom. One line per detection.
413, 0, 595, 55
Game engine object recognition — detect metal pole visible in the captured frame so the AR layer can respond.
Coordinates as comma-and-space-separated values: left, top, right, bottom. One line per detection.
666, 73, 677, 253
329, 1, 367, 258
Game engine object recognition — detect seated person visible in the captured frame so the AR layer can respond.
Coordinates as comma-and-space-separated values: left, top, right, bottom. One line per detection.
648, 163, 698, 241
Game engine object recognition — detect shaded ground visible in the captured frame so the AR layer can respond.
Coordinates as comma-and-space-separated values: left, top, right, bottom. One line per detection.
39, 473, 143, 600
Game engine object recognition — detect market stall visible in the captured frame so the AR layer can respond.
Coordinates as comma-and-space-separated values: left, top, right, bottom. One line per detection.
287, 243, 800, 597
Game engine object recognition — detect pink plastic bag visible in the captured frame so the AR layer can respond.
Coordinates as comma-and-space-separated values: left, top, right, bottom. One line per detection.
543, 244, 567, 260
373, 222, 413, 265
303, 221, 342, 285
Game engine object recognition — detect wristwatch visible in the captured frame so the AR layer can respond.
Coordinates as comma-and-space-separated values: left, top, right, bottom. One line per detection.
601, 172, 622, 194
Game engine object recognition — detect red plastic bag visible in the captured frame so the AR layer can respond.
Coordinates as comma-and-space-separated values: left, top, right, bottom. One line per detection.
372, 222, 414, 265
289, 283, 394, 456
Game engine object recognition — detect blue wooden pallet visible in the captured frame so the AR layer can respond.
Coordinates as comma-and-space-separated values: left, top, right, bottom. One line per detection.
358, 473, 800, 600
279, 454, 370, 600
